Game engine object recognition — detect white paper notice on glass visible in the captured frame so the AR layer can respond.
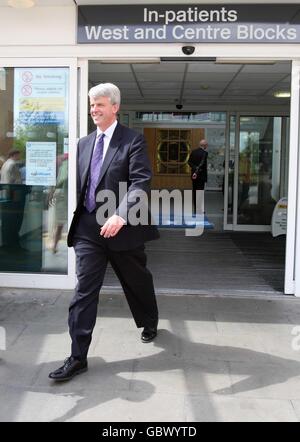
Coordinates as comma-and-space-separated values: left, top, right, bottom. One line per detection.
26, 141, 56, 186
271, 197, 287, 237
63, 138, 69, 154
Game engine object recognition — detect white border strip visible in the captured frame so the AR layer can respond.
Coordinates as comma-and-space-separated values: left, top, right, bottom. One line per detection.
285, 60, 300, 295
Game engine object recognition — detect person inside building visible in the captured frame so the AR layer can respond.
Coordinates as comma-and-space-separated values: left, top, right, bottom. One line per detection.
0, 149, 22, 185
188, 139, 208, 214
49, 82, 159, 382
0, 149, 27, 251
47, 153, 69, 254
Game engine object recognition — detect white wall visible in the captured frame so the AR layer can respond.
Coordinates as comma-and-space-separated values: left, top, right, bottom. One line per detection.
0, 6, 75, 46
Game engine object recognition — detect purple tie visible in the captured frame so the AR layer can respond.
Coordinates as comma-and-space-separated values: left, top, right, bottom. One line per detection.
85, 133, 105, 213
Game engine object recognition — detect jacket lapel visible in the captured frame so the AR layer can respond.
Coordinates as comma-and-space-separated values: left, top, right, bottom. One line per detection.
81, 131, 97, 192
96, 122, 123, 187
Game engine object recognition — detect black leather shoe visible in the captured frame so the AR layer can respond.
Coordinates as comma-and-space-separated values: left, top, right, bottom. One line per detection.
49, 357, 88, 381
141, 326, 157, 343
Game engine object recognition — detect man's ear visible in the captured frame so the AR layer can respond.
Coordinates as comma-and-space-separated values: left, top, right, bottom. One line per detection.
113, 104, 120, 115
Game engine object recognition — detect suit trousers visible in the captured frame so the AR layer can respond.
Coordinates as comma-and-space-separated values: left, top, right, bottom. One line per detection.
192, 180, 205, 214
68, 212, 158, 361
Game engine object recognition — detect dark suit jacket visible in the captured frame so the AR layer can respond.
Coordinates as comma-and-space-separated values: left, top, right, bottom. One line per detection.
188, 147, 208, 183
67, 123, 159, 250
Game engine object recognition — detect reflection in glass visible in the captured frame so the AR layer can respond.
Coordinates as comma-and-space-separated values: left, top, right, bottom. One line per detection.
0, 67, 69, 273
135, 111, 226, 123
238, 116, 282, 225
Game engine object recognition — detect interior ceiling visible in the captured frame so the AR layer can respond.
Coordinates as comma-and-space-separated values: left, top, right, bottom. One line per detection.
89, 61, 291, 107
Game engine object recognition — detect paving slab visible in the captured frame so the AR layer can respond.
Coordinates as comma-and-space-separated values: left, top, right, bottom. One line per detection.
0, 384, 82, 422
184, 395, 298, 422
67, 392, 186, 422
9, 322, 101, 355
291, 400, 300, 421
131, 358, 232, 396
180, 333, 271, 364
260, 334, 300, 361
214, 311, 294, 336
228, 361, 300, 400
0, 323, 28, 350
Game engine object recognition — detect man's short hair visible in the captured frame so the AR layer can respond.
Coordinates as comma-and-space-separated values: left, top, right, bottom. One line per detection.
7, 149, 20, 159
88, 83, 121, 106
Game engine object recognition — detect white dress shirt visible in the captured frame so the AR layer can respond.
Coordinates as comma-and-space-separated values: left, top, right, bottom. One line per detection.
95, 119, 118, 160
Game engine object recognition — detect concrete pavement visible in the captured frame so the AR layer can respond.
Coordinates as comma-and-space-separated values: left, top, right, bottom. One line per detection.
1, 288, 300, 422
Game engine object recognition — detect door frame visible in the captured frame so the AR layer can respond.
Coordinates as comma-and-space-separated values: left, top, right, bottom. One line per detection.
0, 57, 78, 289
80, 57, 300, 296
224, 111, 290, 232
285, 60, 300, 295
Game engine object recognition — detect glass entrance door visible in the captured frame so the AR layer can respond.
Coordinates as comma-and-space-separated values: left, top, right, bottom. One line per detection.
0, 57, 77, 289
224, 114, 289, 231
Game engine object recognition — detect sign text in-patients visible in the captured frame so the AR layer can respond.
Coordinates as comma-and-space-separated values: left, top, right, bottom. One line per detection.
78, 5, 300, 44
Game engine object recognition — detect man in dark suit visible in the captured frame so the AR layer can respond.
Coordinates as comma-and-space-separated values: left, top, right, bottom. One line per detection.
49, 83, 159, 381
188, 139, 208, 213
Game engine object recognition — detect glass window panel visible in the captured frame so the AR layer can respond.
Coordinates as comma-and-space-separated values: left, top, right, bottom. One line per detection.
280, 117, 289, 198
0, 67, 69, 274
226, 115, 235, 224
169, 130, 179, 140
160, 130, 169, 140
238, 116, 281, 226
180, 130, 189, 140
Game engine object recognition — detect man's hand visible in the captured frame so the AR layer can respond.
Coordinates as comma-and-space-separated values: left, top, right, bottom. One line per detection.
100, 214, 125, 238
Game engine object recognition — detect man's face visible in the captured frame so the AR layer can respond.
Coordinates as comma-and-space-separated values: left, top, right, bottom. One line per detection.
200, 142, 208, 150
90, 95, 119, 131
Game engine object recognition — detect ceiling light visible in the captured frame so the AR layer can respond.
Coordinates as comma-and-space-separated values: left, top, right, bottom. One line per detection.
161, 57, 216, 62
216, 58, 276, 65
274, 91, 291, 98
8, 0, 35, 8
99, 58, 160, 64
